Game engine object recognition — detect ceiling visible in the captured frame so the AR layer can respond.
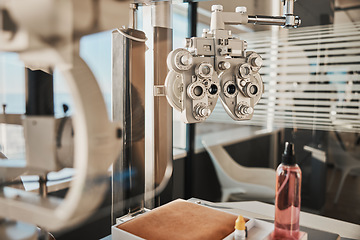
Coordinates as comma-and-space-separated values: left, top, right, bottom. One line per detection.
335, 0, 360, 23
197, 0, 360, 28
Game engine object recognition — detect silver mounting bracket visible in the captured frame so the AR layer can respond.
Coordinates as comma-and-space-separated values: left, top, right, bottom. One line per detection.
154, 85, 166, 97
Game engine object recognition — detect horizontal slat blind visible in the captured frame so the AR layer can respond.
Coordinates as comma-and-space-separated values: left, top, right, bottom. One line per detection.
208, 22, 360, 133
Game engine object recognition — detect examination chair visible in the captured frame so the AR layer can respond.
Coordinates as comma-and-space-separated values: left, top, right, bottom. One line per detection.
327, 132, 360, 204
202, 133, 276, 203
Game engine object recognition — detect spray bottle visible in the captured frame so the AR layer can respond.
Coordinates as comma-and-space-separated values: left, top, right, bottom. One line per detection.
272, 142, 302, 239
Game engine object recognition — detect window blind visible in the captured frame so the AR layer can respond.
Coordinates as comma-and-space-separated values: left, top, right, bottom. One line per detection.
207, 22, 360, 133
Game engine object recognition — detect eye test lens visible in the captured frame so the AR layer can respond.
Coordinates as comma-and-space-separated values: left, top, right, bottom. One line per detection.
209, 84, 218, 95
249, 85, 258, 95
227, 84, 236, 95
193, 86, 203, 96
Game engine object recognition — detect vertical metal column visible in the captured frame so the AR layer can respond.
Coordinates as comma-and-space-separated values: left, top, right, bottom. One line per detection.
25, 68, 53, 240
25, 69, 54, 194
112, 26, 146, 223
185, 1, 197, 200
143, 1, 173, 209
153, 2, 173, 207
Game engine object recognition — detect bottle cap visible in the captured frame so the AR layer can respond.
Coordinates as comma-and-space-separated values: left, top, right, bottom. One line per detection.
282, 142, 296, 165
235, 215, 246, 230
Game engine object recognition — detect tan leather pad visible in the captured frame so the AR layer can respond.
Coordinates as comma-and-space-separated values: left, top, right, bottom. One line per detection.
117, 199, 238, 240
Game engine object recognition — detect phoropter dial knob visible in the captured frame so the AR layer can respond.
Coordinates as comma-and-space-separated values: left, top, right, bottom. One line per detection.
218, 61, 231, 71
167, 49, 194, 71
175, 50, 193, 71
237, 63, 252, 79
236, 104, 254, 117
247, 52, 262, 72
194, 103, 211, 120
196, 62, 214, 79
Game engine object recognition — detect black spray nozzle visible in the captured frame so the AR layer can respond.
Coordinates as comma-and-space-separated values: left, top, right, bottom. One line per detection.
284, 142, 294, 156
282, 142, 296, 165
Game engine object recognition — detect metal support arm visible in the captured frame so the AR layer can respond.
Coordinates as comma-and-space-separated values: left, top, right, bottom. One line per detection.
248, 15, 301, 27
210, 0, 301, 31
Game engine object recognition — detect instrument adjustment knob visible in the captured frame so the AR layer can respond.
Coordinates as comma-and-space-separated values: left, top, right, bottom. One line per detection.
196, 105, 211, 118
196, 62, 214, 79
238, 63, 252, 78
212, 5, 223, 12
247, 52, 263, 72
240, 80, 247, 87
180, 54, 193, 66
251, 55, 263, 68
236, 6, 247, 13
172, 49, 193, 71
218, 61, 231, 70
237, 105, 254, 115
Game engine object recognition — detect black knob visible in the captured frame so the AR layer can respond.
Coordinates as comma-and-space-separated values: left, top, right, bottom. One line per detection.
227, 84, 236, 95
208, 84, 218, 95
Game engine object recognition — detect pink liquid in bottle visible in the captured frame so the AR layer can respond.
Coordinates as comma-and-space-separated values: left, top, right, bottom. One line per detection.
272, 142, 302, 240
